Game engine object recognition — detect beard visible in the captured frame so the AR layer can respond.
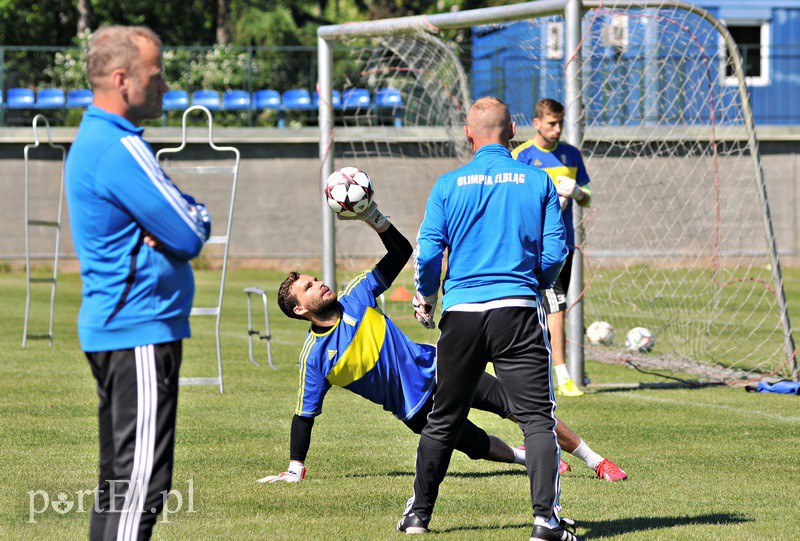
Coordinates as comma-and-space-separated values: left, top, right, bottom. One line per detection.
307, 295, 339, 320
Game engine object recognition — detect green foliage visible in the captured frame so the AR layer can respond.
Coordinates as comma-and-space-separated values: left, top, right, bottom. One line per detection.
0, 0, 76, 46
232, 3, 303, 48
41, 30, 91, 90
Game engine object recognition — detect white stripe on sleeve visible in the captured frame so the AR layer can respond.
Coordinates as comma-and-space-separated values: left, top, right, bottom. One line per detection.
120, 136, 205, 241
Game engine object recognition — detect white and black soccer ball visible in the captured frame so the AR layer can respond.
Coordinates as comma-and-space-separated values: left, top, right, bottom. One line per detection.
324, 167, 374, 218
625, 327, 655, 352
586, 321, 614, 346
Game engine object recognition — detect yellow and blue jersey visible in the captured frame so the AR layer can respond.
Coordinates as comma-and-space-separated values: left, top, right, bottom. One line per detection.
512, 141, 590, 248
295, 268, 437, 421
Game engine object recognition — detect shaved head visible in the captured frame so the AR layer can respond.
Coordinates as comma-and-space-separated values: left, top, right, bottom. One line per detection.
467, 97, 511, 139
464, 96, 515, 151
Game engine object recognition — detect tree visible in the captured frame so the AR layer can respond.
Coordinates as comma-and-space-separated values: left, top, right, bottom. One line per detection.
77, 0, 94, 34
217, 0, 230, 44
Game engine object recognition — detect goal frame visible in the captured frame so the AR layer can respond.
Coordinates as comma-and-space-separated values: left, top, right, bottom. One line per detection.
316, 0, 797, 382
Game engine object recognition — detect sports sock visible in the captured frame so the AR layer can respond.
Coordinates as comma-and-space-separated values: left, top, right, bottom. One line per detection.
572, 440, 603, 470
554, 363, 572, 386
513, 446, 526, 465
534, 515, 561, 529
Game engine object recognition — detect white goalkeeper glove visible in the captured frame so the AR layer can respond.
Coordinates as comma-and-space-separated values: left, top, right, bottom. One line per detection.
412, 291, 438, 329
336, 201, 388, 231
555, 176, 585, 203
558, 195, 569, 212
257, 461, 307, 484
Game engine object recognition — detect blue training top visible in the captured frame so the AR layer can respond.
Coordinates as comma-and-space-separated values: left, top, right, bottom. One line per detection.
415, 144, 567, 310
295, 268, 437, 421
65, 106, 210, 352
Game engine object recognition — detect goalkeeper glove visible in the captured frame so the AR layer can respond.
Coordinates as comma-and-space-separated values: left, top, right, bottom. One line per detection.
336, 201, 388, 231
256, 461, 307, 484
555, 176, 586, 203
558, 195, 569, 212
412, 291, 438, 329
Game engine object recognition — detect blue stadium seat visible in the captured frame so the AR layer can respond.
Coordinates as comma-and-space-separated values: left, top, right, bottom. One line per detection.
313, 90, 342, 110
375, 88, 403, 109
252, 90, 281, 110
7, 88, 35, 109
191, 90, 221, 110
375, 88, 404, 127
162, 90, 189, 111
282, 89, 314, 111
35, 88, 66, 109
223, 90, 251, 110
342, 88, 371, 110
66, 89, 93, 108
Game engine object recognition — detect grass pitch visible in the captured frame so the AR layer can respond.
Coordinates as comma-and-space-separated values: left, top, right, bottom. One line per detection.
1, 267, 799, 540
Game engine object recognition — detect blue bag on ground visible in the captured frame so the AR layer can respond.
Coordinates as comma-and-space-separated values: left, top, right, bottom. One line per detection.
745, 380, 800, 395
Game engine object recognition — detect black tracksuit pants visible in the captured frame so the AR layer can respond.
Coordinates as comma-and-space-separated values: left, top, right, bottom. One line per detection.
86, 341, 182, 541
410, 306, 560, 523
403, 371, 513, 460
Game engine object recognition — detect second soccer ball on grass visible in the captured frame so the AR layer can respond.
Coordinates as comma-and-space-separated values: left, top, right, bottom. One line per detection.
625, 327, 655, 352
325, 166, 374, 217
586, 321, 615, 346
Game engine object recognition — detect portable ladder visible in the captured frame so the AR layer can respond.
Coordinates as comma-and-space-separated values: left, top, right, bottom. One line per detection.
156, 106, 240, 393
22, 115, 66, 348
244, 286, 274, 370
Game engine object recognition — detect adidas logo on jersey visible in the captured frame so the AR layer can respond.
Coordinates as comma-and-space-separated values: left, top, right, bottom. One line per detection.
534, 159, 542, 166
327, 349, 337, 360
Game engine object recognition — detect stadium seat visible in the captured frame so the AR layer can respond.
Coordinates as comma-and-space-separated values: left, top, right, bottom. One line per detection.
282, 89, 314, 111
252, 89, 281, 110
223, 90, 251, 110
191, 90, 221, 110
341, 88, 371, 110
253, 90, 282, 126
162, 90, 189, 111
7, 88, 35, 109
375, 88, 404, 127
66, 89, 93, 108
313, 90, 342, 110
35, 88, 66, 109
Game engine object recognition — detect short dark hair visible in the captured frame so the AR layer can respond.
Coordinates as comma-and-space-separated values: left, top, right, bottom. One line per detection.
535, 98, 564, 119
277, 271, 305, 320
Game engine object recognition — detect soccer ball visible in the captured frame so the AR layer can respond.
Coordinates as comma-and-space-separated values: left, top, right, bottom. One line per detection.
586, 321, 614, 346
625, 327, 655, 352
324, 167, 374, 218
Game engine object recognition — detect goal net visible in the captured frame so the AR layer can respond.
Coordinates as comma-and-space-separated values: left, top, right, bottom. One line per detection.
320, 1, 796, 383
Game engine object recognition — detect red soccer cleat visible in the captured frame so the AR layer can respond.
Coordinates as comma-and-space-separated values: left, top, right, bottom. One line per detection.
595, 458, 627, 482
559, 459, 571, 474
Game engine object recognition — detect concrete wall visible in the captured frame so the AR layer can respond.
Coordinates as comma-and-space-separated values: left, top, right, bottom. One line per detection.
1, 126, 798, 268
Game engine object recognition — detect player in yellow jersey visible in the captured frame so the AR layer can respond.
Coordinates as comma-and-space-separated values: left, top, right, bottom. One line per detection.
513, 98, 591, 398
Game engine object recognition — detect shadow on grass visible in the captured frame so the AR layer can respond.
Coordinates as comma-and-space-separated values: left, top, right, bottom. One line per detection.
437, 513, 750, 537
344, 468, 524, 479
589, 381, 728, 393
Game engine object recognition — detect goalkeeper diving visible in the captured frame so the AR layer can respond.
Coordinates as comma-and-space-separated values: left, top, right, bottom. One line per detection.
259, 199, 626, 483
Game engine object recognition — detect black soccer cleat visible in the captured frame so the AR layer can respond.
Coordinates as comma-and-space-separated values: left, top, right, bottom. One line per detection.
530, 518, 583, 541
396, 513, 429, 535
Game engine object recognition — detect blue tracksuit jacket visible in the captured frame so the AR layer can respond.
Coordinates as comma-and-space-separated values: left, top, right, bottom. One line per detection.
65, 106, 211, 352
414, 144, 567, 311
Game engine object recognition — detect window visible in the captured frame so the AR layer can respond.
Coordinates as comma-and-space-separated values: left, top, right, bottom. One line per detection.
723, 21, 770, 86
547, 21, 563, 60
603, 14, 629, 52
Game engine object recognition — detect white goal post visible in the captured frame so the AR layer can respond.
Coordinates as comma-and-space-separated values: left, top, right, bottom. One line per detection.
317, 0, 796, 384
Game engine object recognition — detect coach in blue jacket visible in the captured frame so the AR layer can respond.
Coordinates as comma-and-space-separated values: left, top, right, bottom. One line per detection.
65, 26, 210, 541
399, 97, 580, 541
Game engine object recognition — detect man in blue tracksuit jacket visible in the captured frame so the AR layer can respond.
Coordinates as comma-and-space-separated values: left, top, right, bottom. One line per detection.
65, 26, 210, 541
399, 97, 579, 541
